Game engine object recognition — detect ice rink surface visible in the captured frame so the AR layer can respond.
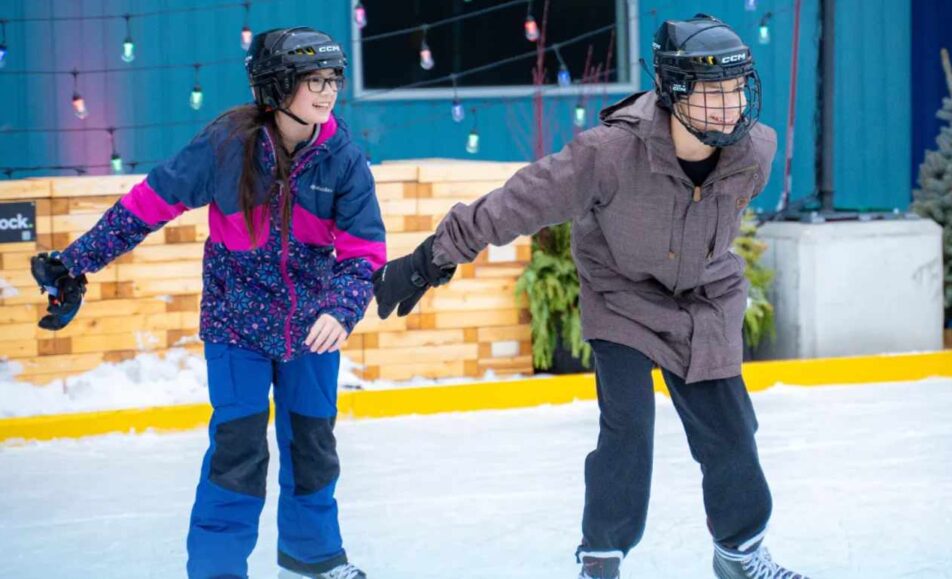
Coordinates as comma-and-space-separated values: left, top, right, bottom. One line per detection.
1, 378, 950, 578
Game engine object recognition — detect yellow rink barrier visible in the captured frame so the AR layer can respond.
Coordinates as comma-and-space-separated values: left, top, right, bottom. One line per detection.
2, 351, 950, 443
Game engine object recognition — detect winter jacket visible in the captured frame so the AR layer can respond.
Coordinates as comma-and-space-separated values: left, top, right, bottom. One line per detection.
61, 112, 386, 362
432, 91, 776, 383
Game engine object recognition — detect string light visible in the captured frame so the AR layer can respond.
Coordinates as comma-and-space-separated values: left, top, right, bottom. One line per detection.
466, 108, 479, 154
240, 2, 252, 51
419, 26, 434, 70
6, 0, 757, 176
759, 12, 772, 45
354, 2, 367, 30
71, 70, 88, 120
6, 9, 650, 176
7, 66, 627, 177
745, 0, 758, 11
121, 15, 135, 62
0, 20, 8, 69
108, 128, 123, 174
359, 0, 529, 44
1, 1, 285, 23
13, 20, 620, 134
190, 64, 204, 110
555, 46, 571, 88
450, 74, 464, 122
524, 1, 539, 42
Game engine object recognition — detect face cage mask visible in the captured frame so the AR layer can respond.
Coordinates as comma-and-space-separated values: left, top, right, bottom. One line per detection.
663, 67, 762, 147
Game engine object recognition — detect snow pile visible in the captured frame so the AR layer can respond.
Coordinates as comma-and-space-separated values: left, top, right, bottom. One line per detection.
1, 348, 531, 418
1, 349, 208, 418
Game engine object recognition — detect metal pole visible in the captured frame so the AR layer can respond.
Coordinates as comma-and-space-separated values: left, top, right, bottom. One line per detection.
777, 0, 802, 217
819, 0, 835, 212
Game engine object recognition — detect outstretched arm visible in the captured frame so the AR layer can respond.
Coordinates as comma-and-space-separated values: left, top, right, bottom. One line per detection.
60, 122, 221, 276
373, 126, 616, 319
431, 125, 612, 267
32, 120, 223, 330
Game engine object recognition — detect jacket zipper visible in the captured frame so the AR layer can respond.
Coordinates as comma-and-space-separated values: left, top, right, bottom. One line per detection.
278, 147, 326, 361
263, 126, 328, 360
671, 164, 758, 294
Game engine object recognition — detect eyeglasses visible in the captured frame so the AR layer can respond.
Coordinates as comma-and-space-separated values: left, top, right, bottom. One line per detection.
305, 76, 345, 94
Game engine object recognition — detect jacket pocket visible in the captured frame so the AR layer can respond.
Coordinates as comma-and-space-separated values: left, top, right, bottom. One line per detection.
204, 343, 272, 408
602, 286, 692, 343
709, 171, 757, 258
204, 343, 235, 408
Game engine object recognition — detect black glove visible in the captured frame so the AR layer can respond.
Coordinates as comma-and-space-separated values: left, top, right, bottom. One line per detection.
372, 235, 457, 319
30, 251, 88, 331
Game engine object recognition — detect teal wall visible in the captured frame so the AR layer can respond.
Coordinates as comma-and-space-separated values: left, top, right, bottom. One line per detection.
834, 0, 911, 211
0, 0, 913, 212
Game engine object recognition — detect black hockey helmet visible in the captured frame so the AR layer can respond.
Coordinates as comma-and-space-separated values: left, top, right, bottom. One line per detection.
245, 27, 347, 112
652, 14, 761, 146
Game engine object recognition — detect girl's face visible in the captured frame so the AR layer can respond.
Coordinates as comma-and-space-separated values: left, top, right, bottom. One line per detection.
285, 68, 342, 125
676, 77, 748, 134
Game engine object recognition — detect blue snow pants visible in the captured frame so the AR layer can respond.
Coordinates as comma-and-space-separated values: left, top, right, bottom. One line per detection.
186, 343, 348, 578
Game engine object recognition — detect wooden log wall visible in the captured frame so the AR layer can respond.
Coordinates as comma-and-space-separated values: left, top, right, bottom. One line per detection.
0, 161, 533, 385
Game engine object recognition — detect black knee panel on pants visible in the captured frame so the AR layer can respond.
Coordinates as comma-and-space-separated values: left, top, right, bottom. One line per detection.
210, 410, 270, 498
289, 412, 340, 496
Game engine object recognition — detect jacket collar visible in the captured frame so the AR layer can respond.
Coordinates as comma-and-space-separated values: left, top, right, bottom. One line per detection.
259, 113, 350, 175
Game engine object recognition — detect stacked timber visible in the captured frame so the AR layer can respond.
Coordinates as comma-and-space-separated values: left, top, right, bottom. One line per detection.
0, 161, 534, 385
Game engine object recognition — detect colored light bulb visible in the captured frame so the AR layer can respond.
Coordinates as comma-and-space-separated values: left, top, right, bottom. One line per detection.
452, 100, 465, 123
72, 94, 88, 119
574, 104, 586, 127
121, 38, 135, 63
420, 41, 434, 70
466, 130, 480, 154
557, 64, 571, 88
524, 16, 540, 42
190, 86, 204, 110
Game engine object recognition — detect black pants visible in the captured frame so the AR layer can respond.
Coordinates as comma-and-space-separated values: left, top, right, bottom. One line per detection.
579, 340, 772, 557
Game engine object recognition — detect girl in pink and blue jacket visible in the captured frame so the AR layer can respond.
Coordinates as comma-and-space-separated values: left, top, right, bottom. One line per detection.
31, 27, 382, 579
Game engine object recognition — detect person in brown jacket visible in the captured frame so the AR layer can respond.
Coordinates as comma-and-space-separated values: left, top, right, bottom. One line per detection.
372, 14, 809, 579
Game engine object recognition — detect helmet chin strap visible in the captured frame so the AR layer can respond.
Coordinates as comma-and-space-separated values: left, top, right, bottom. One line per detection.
277, 106, 310, 126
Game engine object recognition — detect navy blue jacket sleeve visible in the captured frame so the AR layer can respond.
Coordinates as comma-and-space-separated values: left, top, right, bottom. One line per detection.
60, 122, 222, 276
321, 151, 386, 333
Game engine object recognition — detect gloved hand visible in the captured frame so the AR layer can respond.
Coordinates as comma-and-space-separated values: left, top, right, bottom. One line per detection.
372, 235, 456, 319
30, 251, 87, 330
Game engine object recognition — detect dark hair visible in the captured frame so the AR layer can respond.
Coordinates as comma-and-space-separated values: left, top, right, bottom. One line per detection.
220, 104, 293, 249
